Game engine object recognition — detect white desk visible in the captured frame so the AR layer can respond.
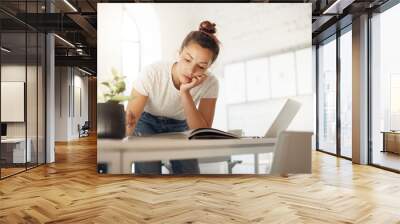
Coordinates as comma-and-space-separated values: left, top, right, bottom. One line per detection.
1, 138, 31, 163
98, 136, 276, 174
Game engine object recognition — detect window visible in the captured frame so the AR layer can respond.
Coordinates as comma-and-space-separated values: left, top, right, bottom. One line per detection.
224, 63, 246, 104
370, 2, 400, 171
340, 29, 352, 158
270, 52, 296, 98
295, 48, 313, 95
98, 4, 161, 107
390, 74, 400, 130
246, 58, 270, 101
222, 48, 313, 136
317, 37, 337, 154
121, 8, 140, 108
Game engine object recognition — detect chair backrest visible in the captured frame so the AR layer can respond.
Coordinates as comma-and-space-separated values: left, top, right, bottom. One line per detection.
82, 121, 90, 129
264, 99, 302, 138
269, 131, 313, 175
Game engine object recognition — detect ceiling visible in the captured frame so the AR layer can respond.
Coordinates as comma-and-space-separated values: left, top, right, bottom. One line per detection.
0, 0, 392, 75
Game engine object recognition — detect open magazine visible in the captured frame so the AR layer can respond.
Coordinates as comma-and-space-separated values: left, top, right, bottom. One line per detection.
131, 128, 260, 140
187, 128, 240, 140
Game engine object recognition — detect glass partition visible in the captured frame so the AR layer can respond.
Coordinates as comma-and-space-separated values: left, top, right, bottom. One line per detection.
27, 30, 38, 169
1, 30, 28, 177
0, 1, 46, 179
38, 32, 45, 165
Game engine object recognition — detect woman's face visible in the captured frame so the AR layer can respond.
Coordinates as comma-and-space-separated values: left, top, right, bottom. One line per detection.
176, 42, 214, 84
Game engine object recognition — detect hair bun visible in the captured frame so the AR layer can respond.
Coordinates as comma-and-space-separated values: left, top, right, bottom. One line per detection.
199, 21, 216, 35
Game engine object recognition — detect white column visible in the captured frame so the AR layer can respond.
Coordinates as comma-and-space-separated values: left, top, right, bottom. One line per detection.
46, 32, 55, 163
45, 0, 56, 163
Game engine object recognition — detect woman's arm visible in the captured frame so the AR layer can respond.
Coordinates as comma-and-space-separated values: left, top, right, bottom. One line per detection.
125, 88, 148, 136
180, 90, 217, 129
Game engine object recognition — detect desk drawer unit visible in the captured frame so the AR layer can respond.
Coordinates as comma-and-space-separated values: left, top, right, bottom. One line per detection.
383, 132, 400, 154
0, 139, 32, 164
13, 140, 31, 163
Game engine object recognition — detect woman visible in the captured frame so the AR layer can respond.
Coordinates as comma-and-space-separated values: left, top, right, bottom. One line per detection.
125, 20, 220, 175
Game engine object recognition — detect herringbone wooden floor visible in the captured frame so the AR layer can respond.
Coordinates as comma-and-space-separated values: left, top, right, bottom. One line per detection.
1, 135, 400, 223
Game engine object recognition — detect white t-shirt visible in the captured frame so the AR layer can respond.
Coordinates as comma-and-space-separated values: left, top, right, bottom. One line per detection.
133, 61, 219, 120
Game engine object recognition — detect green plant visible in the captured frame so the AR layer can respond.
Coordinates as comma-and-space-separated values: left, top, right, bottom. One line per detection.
101, 68, 132, 103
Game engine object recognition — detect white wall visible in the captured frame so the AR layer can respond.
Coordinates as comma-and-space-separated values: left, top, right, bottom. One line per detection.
150, 3, 310, 65
55, 67, 89, 141
152, 4, 193, 61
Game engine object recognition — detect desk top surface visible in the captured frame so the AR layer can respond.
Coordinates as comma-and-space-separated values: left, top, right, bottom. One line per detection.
98, 136, 276, 152
381, 131, 400, 134
1, 138, 28, 143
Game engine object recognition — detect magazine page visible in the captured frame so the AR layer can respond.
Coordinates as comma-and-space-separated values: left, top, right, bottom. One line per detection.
189, 128, 240, 139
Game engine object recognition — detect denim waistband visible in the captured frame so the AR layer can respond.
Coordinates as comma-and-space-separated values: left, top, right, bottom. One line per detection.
140, 111, 187, 125
140, 111, 186, 125
134, 111, 188, 135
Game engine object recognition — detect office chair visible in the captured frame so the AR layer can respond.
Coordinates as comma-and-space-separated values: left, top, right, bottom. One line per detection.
79, 121, 90, 138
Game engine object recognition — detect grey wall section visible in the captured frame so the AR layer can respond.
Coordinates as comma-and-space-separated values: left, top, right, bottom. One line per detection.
88, 77, 97, 132
46, 33, 55, 163
54, 67, 69, 141
55, 67, 89, 141
352, 14, 369, 164
73, 70, 89, 138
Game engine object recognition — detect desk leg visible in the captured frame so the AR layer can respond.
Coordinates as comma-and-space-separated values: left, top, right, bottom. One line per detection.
254, 153, 259, 174
121, 152, 133, 174
382, 133, 386, 152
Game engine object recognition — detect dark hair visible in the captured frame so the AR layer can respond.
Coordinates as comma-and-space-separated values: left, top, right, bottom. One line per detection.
180, 21, 220, 64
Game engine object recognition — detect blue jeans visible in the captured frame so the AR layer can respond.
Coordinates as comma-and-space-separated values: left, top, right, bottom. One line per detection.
133, 111, 200, 175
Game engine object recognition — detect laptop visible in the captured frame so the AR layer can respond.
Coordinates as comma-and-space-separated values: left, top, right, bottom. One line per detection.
1, 123, 7, 140
232, 98, 301, 139
264, 98, 302, 138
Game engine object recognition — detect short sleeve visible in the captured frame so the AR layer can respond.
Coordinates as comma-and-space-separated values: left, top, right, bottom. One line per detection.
132, 66, 154, 96
201, 76, 219, 99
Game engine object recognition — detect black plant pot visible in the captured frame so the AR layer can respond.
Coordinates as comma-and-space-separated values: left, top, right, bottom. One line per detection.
97, 102, 125, 139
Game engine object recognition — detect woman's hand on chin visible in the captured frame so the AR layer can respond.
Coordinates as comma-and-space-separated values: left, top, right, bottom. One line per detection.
125, 109, 136, 136
180, 74, 207, 93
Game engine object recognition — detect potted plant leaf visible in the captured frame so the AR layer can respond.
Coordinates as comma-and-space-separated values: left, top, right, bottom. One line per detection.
97, 68, 132, 139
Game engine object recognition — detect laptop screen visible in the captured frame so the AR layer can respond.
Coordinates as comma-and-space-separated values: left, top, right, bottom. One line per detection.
264, 99, 301, 138
1, 123, 7, 137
